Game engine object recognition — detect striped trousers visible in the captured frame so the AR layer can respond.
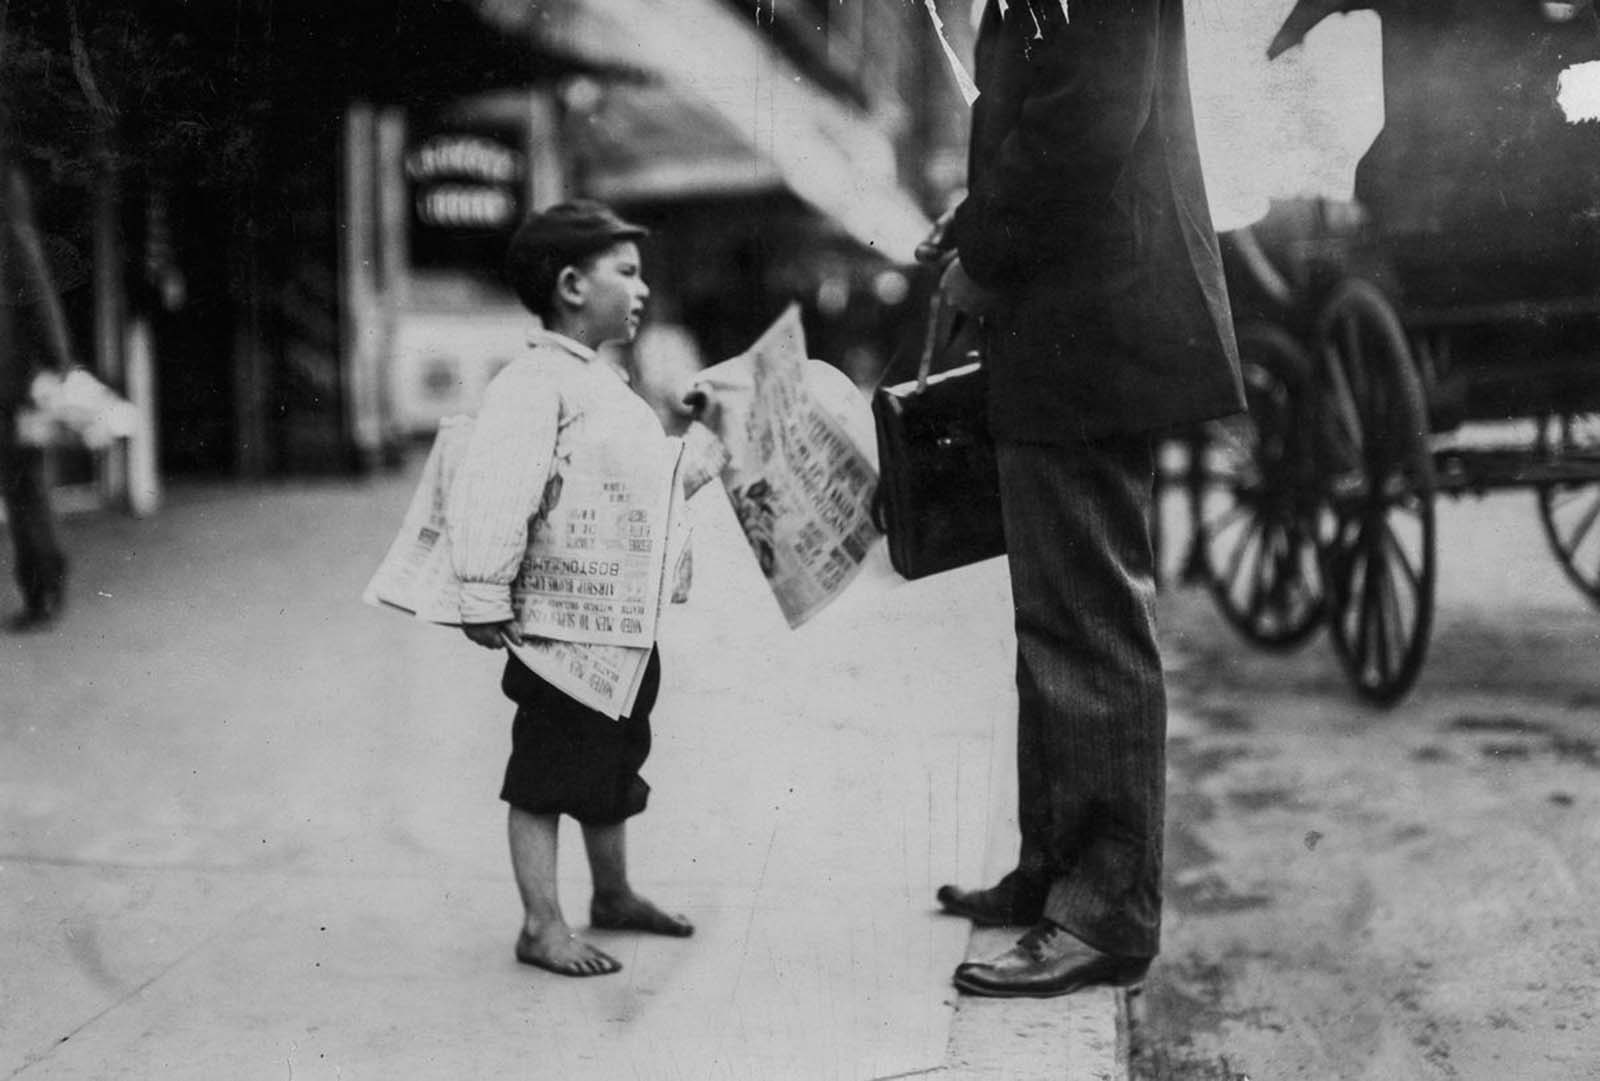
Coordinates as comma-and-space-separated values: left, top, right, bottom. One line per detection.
997, 436, 1165, 959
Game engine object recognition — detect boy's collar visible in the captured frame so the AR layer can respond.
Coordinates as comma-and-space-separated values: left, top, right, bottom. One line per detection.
527, 325, 632, 384
528, 325, 597, 363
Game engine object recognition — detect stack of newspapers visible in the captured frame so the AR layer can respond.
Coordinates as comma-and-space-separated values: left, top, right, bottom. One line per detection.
363, 306, 881, 718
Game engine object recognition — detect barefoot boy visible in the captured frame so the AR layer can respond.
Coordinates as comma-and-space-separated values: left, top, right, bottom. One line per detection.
448, 200, 697, 977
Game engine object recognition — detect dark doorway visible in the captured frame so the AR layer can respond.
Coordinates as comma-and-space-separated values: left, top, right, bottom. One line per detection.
152, 176, 236, 475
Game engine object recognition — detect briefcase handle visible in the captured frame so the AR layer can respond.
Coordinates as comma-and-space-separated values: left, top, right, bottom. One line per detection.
881, 284, 972, 395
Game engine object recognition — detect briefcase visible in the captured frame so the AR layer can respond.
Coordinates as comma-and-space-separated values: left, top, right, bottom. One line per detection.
871, 296, 1005, 580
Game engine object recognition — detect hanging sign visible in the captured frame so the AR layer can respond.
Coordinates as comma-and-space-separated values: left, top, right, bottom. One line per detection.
406, 129, 526, 270
407, 133, 524, 231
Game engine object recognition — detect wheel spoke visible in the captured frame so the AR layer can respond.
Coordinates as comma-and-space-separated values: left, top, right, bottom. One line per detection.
1383, 523, 1422, 598
1246, 525, 1275, 625
1323, 344, 1363, 457
1203, 430, 1257, 486
1536, 414, 1600, 606
1559, 489, 1600, 551
1202, 500, 1254, 540
1363, 526, 1392, 686
1223, 513, 1264, 594
1349, 548, 1371, 664
1551, 486, 1592, 512
1260, 523, 1299, 627
1379, 553, 1410, 679
1269, 530, 1306, 614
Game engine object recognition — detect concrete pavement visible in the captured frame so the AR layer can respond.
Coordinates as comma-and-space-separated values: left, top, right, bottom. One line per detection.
1, 465, 1124, 1080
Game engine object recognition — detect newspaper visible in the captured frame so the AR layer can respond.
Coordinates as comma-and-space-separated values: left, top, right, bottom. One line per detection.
691, 305, 881, 628
362, 415, 689, 719
360, 415, 474, 625
501, 476, 689, 718
511, 431, 685, 649
501, 637, 653, 720
16, 368, 140, 450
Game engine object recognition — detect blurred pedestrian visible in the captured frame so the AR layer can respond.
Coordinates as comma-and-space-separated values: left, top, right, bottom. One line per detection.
1, 163, 75, 632
448, 200, 721, 978
932, 0, 1244, 997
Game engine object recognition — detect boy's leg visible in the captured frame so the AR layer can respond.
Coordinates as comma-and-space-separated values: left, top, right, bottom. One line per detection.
508, 807, 621, 975
582, 820, 694, 937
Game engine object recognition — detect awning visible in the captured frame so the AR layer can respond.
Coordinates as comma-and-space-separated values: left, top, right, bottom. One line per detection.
470, 0, 932, 259
574, 82, 787, 203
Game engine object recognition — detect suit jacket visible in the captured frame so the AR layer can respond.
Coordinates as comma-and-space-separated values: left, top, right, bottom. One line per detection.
949, 0, 1244, 442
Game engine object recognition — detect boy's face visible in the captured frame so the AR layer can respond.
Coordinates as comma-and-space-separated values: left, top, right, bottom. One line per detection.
571, 241, 649, 346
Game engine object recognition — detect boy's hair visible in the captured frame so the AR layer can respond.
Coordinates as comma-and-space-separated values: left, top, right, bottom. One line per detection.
504, 199, 649, 321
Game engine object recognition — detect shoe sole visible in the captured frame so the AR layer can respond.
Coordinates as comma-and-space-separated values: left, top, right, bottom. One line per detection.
940, 909, 1037, 928
952, 970, 1146, 999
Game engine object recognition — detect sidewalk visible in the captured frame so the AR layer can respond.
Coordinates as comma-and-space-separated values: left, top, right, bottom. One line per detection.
0, 466, 1123, 1081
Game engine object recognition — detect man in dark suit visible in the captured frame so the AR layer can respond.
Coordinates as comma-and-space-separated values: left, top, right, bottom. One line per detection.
934, 0, 1243, 997
0, 164, 72, 632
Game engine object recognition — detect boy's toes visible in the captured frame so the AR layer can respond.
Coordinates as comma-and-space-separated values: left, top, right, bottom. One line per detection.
574, 945, 622, 975
516, 929, 623, 977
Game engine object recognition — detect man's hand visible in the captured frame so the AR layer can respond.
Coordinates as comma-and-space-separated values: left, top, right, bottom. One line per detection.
462, 620, 520, 649
915, 204, 959, 265
940, 256, 1000, 318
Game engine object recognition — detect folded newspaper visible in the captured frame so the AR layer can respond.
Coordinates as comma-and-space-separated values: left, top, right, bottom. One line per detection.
16, 368, 139, 450
362, 416, 689, 719
689, 304, 881, 628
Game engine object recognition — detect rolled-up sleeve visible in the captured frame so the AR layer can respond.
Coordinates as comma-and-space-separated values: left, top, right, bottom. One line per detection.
447, 363, 560, 624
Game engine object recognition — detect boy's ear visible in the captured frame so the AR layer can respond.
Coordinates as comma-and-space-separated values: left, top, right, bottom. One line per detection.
555, 265, 587, 309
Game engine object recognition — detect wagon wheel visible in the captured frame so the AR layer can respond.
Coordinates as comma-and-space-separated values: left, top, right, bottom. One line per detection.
1189, 323, 1324, 649
1536, 412, 1600, 607
1313, 280, 1437, 705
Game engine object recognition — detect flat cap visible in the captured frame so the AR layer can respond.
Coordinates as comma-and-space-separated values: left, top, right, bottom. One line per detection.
510, 199, 648, 260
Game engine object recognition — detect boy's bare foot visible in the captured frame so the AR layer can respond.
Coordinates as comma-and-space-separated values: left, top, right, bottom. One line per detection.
515, 926, 622, 977
590, 891, 695, 937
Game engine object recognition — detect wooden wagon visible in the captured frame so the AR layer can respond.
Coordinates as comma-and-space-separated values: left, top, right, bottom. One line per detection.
1188, 0, 1600, 703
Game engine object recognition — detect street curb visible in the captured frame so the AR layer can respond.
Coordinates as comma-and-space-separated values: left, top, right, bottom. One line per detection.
935, 710, 1132, 1080
941, 929, 1130, 1080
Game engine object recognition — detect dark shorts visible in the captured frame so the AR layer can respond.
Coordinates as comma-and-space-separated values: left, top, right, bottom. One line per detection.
498, 648, 661, 825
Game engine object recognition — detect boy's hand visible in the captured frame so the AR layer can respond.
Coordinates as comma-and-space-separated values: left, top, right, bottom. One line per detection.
462, 620, 521, 649
681, 383, 728, 435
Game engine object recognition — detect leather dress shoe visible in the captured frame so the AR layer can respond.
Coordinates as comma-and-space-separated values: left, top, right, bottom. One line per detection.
935, 871, 1046, 927
953, 920, 1150, 999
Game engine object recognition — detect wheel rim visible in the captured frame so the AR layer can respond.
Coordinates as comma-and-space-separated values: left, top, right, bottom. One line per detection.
1537, 412, 1600, 606
1315, 282, 1436, 705
1192, 327, 1323, 649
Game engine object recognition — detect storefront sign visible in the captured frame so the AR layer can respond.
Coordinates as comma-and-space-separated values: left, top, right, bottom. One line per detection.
407, 132, 524, 233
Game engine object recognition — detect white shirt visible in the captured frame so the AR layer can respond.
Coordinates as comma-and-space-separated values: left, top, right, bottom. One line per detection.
447, 328, 724, 625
